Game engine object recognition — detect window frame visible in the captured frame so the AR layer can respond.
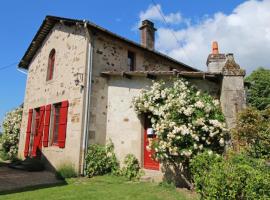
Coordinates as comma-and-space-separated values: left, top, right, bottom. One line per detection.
46, 49, 56, 81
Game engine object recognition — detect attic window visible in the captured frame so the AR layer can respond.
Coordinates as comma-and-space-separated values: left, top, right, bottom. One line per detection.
47, 49, 56, 81
128, 51, 135, 71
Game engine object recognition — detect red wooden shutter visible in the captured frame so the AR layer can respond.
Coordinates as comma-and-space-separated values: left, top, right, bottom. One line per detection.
32, 106, 45, 157
58, 101, 69, 148
43, 105, 51, 147
24, 109, 33, 158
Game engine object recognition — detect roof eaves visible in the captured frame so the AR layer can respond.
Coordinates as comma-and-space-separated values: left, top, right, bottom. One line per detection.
101, 70, 221, 81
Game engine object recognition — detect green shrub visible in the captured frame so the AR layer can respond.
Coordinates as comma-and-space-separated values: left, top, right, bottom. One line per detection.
121, 154, 142, 180
191, 152, 270, 199
232, 107, 270, 159
85, 141, 119, 178
0, 149, 9, 161
56, 163, 77, 179
245, 167, 270, 199
190, 151, 223, 195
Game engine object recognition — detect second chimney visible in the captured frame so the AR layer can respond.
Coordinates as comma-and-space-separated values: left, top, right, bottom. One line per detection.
139, 20, 156, 50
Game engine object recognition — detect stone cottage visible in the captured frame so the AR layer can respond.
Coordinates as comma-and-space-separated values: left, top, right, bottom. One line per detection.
17, 15, 246, 175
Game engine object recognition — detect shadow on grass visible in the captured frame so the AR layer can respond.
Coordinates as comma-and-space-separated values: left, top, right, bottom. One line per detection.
0, 181, 67, 196
0, 156, 67, 196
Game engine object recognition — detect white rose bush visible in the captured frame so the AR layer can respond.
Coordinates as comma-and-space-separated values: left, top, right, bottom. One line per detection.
0, 106, 23, 160
133, 79, 227, 188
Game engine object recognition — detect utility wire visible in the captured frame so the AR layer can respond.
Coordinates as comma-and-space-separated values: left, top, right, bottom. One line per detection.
0, 62, 18, 71
150, 0, 196, 67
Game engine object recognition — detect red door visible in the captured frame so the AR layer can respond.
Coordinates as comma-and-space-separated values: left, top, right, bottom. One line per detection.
144, 116, 159, 170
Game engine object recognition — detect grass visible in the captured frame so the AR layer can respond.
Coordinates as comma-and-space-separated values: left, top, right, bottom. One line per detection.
0, 175, 197, 200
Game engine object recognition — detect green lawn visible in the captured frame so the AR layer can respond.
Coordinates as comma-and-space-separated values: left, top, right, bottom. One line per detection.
0, 176, 197, 200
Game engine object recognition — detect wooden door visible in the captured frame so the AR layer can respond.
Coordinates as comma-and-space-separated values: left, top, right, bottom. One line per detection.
143, 116, 159, 170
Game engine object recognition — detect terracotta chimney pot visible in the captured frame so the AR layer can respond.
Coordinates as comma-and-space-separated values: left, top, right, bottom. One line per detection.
212, 41, 219, 54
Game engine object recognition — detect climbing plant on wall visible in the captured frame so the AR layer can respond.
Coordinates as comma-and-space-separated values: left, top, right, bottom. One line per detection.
133, 79, 227, 188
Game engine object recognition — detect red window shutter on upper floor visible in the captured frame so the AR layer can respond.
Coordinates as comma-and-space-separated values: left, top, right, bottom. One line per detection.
43, 104, 51, 147
32, 106, 45, 157
58, 101, 69, 148
24, 109, 33, 158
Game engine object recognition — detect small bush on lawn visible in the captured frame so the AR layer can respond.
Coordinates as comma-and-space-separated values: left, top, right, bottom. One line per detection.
85, 141, 119, 177
56, 163, 77, 179
191, 152, 270, 199
121, 154, 142, 180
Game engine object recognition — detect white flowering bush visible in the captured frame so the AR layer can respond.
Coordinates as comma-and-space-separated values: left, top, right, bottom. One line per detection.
133, 79, 227, 187
0, 106, 23, 160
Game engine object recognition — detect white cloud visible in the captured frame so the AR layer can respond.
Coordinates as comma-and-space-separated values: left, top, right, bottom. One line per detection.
139, 4, 182, 25
140, 0, 270, 74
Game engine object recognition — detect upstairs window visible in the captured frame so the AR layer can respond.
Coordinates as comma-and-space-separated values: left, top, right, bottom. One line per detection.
128, 51, 135, 71
47, 49, 55, 81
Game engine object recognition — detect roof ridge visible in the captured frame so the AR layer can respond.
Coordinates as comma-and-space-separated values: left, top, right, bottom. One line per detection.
19, 15, 200, 72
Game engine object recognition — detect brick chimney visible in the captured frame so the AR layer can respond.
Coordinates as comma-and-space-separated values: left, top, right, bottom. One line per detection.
139, 20, 157, 50
206, 41, 226, 73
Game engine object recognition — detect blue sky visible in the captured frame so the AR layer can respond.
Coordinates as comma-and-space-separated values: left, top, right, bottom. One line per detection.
1, 0, 269, 123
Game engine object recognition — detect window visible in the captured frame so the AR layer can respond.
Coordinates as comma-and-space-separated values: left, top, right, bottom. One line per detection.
47, 49, 56, 81
51, 103, 61, 145
24, 101, 68, 155
128, 51, 135, 71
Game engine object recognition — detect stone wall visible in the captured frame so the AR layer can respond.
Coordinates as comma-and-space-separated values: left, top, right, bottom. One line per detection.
106, 76, 220, 165
220, 54, 246, 129
18, 23, 88, 173
220, 75, 246, 129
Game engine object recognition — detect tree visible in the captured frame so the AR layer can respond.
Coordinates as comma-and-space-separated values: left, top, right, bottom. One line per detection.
245, 68, 270, 110
133, 79, 227, 188
0, 106, 23, 160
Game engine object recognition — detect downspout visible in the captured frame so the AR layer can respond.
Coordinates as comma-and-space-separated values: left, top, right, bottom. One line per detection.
80, 21, 93, 175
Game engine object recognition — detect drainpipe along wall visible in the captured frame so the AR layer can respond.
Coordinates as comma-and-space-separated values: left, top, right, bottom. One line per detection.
79, 21, 93, 175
